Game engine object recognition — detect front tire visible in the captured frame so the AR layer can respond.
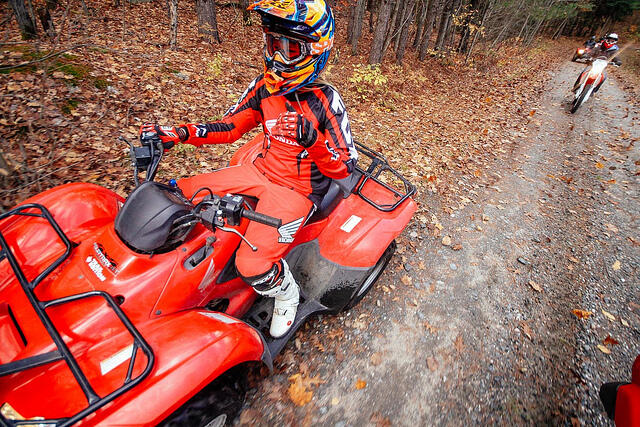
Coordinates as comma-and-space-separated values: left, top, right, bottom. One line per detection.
160, 365, 248, 427
344, 240, 396, 310
571, 83, 592, 113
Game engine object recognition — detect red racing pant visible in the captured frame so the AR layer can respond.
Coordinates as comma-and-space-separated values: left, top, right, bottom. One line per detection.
178, 163, 314, 278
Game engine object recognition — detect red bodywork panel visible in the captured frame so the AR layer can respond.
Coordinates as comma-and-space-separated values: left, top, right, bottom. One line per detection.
614, 355, 640, 427
0, 183, 264, 425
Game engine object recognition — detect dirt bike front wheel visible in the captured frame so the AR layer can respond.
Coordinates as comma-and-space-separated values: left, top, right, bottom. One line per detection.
571, 83, 592, 113
344, 240, 396, 311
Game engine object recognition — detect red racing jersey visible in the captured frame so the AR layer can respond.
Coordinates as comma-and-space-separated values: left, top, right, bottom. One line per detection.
182, 74, 357, 206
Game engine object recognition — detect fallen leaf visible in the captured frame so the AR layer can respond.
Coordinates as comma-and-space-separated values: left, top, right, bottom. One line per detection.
331, 397, 340, 405
520, 321, 532, 340
355, 379, 367, 390
612, 260, 621, 271
595, 162, 604, 169
569, 256, 579, 263
597, 344, 611, 354
441, 235, 452, 246
621, 318, 629, 327
452, 243, 463, 251
424, 321, 438, 334
528, 280, 542, 292
602, 310, 616, 322
454, 334, 464, 353
370, 353, 382, 366
401, 275, 412, 286
603, 336, 619, 346
605, 223, 619, 233
426, 356, 438, 371
572, 309, 593, 319
288, 375, 313, 406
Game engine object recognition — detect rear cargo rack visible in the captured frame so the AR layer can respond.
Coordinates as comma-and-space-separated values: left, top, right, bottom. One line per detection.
355, 142, 416, 212
0, 204, 154, 427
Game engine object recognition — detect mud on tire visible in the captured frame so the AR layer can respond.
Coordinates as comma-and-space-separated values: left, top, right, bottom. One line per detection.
160, 365, 248, 427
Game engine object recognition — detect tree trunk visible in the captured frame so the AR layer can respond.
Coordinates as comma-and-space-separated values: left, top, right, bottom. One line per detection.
368, 0, 393, 64
418, 0, 441, 59
395, 0, 416, 64
434, 0, 452, 51
169, 0, 178, 49
196, 0, 221, 42
238, 0, 251, 25
381, 0, 401, 55
36, 0, 57, 38
413, 0, 429, 48
9, 0, 37, 39
465, 0, 492, 61
445, 0, 462, 49
348, 0, 367, 55
368, 0, 378, 33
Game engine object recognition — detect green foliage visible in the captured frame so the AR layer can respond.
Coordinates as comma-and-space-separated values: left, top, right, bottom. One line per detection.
61, 98, 80, 114
348, 64, 388, 100
93, 77, 110, 90
205, 54, 224, 81
593, 0, 640, 21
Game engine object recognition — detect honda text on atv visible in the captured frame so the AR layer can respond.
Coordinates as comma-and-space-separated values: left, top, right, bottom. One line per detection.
570, 56, 619, 113
0, 130, 416, 426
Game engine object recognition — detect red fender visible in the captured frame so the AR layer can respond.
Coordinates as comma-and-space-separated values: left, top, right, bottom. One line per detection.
2, 183, 122, 245
615, 355, 640, 427
1, 310, 266, 426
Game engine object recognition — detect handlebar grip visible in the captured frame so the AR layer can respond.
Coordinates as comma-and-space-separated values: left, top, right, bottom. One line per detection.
242, 209, 282, 228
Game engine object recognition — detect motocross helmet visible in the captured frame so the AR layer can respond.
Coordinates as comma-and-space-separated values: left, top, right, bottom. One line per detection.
603, 33, 618, 49
248, 0, 334, 95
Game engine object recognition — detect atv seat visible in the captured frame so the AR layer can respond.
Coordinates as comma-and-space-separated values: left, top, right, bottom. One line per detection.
309, 171, 361, 222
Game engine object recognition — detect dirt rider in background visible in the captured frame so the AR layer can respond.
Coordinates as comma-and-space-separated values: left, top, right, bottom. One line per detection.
140, 0, 357, 338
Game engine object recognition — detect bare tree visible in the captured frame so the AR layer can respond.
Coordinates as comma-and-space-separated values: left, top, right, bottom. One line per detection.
196, 0, 221, 43
9, 0, 37, 39
348, 0, 367, 55
169, 0, 178, 49
368, 0, 394, 64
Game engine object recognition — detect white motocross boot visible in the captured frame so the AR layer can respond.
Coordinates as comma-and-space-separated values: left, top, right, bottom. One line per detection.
255, 260, 300, 338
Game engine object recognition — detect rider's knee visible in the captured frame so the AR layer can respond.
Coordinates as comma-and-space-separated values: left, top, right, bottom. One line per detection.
238, 259, 283, 291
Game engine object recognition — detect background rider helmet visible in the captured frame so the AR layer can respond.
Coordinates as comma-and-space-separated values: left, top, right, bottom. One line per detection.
248, 0, 334, 95
602, 33, 618, 50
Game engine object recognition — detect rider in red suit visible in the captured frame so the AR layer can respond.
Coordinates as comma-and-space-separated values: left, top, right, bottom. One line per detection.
140, 0, 356, 338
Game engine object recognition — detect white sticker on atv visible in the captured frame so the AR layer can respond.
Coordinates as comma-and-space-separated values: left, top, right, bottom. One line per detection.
199, 312, 241, 325
85, 256, 106, 282
278, 217, 304, 243
340, 215, 362, 233
100, 344, 134, 376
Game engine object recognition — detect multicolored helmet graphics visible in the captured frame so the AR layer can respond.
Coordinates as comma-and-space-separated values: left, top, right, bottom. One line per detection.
249, 0, 334, 95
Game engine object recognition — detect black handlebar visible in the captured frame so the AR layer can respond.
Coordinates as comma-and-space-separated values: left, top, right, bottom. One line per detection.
242, 209, 282, 228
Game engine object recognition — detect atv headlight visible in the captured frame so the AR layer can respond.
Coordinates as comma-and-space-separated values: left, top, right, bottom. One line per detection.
578, 49, 585, 54
1, 402, 45, 426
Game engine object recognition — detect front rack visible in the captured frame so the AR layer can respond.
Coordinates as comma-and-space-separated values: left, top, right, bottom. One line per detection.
354, 142, 417, 212
0, 204, 154, 427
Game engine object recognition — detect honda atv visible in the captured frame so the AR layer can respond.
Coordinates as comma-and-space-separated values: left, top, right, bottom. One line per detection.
0, 132, 417, 426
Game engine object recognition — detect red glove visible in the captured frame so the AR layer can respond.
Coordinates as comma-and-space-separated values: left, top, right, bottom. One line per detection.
270, 112, 318, 148
139, 123, 188, 150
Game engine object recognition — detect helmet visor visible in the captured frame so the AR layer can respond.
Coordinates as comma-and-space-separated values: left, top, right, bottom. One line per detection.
264, 33, 308, 65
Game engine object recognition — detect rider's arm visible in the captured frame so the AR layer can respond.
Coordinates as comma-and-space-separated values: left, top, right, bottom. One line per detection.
305, 88, 357, 179
181, 76, 266, 147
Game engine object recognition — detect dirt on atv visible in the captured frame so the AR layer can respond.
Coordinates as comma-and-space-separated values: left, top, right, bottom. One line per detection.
236, 63, 640, 426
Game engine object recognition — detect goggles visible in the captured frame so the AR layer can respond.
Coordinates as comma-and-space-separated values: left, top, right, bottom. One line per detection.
604, 38, 617, 44
264, 32, 310, 65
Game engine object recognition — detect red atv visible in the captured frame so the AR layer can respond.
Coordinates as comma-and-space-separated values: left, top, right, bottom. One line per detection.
0, 132, 416, 426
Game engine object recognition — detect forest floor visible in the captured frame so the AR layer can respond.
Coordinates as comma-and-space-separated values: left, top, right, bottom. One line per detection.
1, 1, 639, 426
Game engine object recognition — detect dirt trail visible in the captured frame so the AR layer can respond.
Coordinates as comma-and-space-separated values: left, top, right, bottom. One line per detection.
239, 63, 640, 426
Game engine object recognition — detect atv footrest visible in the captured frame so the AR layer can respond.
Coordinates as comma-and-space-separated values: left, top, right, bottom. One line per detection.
242, 291, 328, 358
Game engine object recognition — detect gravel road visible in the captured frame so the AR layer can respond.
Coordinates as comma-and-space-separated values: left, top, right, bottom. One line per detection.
238, 62, 640, 426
